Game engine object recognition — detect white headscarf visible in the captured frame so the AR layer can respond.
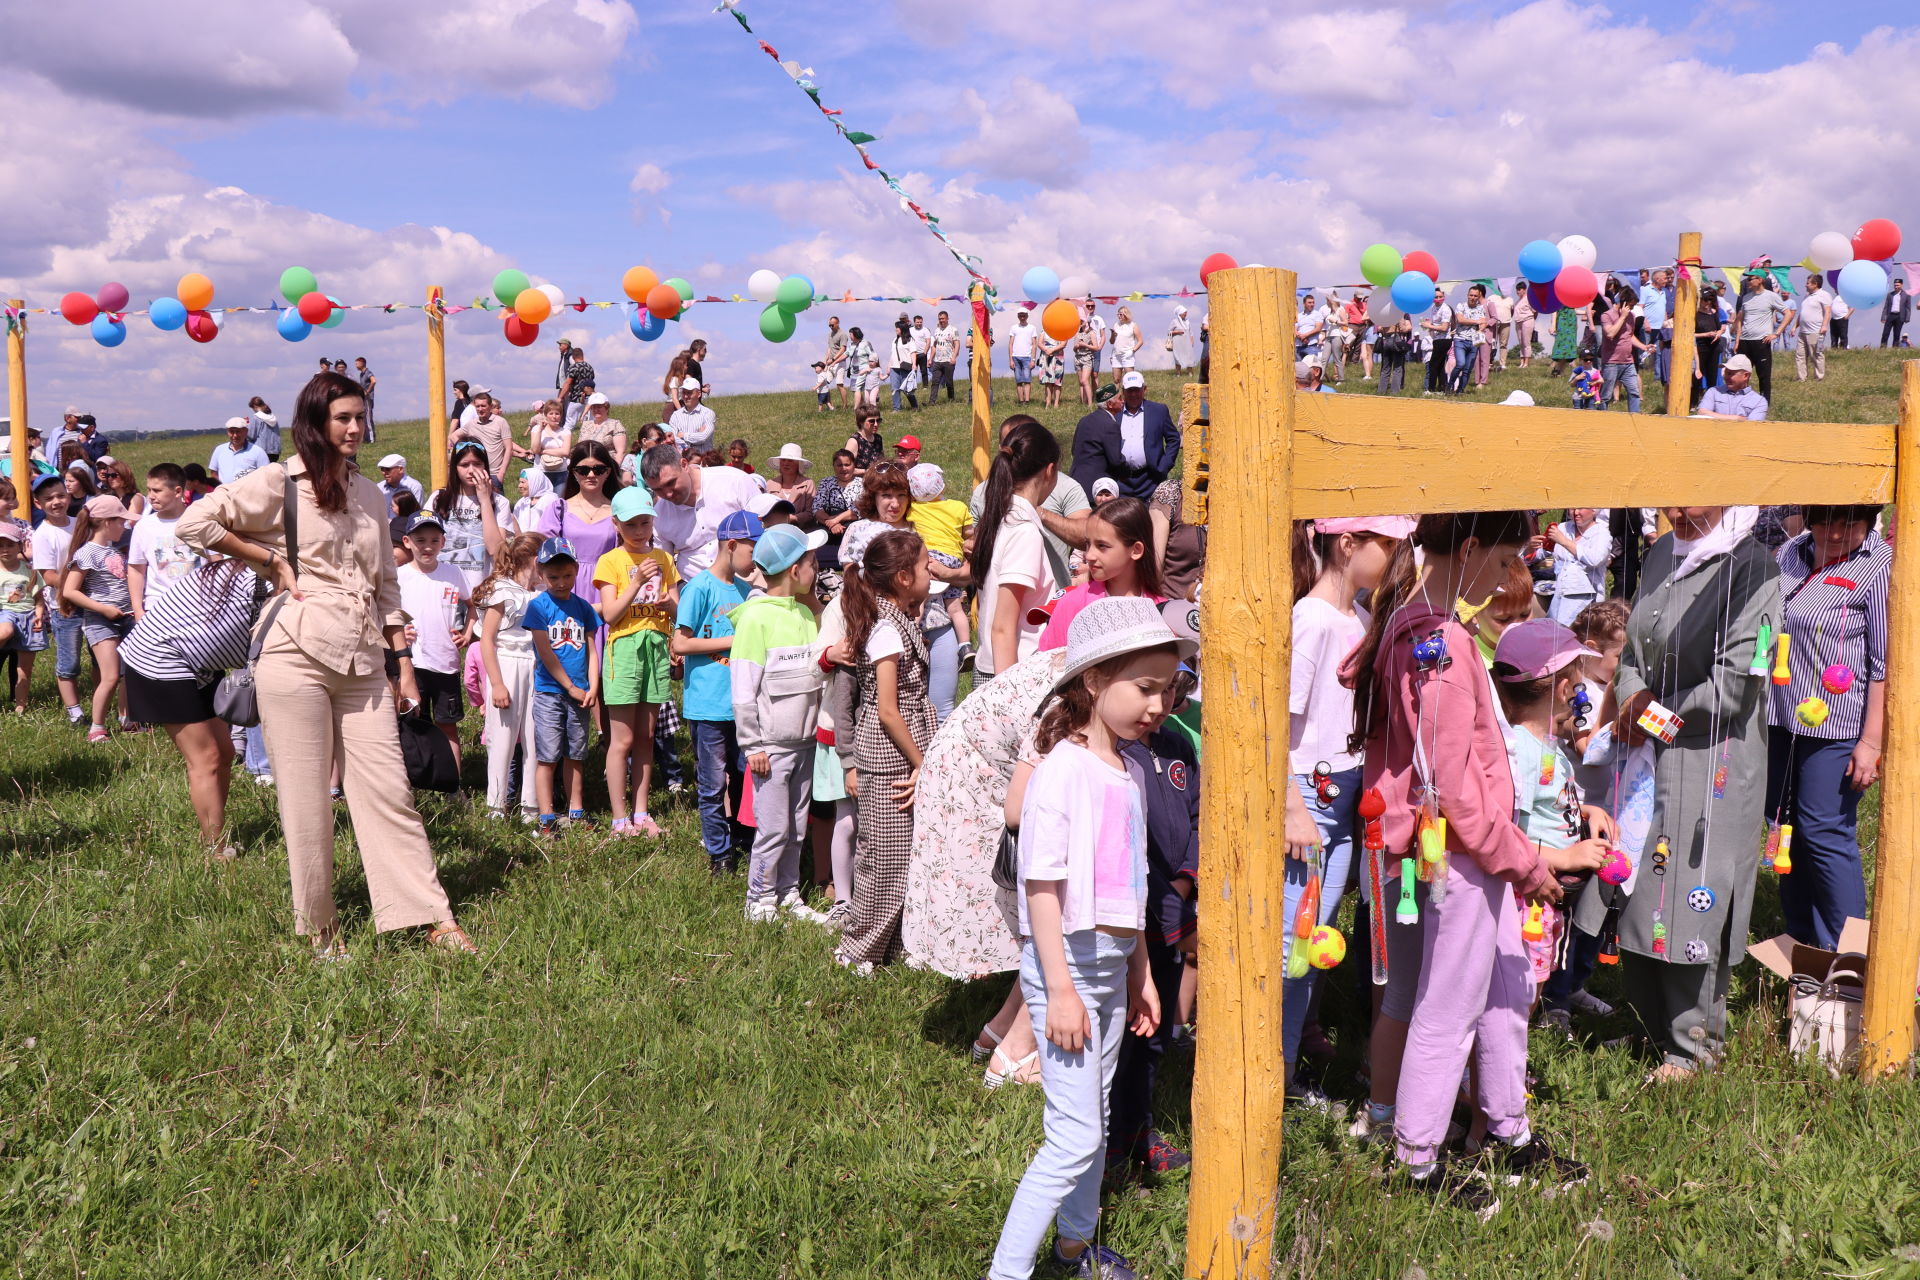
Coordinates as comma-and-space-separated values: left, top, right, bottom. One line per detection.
512, 467, 557, 532
1670, 505, 1758, 579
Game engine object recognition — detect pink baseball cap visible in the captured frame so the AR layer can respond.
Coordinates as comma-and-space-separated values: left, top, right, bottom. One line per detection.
1494, 618, 1599, 680
1313, 515, 1415, 540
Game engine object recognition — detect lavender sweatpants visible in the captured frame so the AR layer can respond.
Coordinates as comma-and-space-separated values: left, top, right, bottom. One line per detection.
1391, 852, 1533, 1165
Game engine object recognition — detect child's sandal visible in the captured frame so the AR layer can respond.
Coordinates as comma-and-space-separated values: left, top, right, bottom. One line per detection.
970, 1024, 1004, 1063
983, 1046, 1040, 1090
428, 923, 479, 954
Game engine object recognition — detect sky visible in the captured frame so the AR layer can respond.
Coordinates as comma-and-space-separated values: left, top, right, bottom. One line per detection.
4, 0, 1920, 437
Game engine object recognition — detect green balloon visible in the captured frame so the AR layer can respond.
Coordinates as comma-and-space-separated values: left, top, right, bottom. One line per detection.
319, 296, 345, 329
774, 275, 812, 313
1359, 243, 1402, 289
492, 269, 530, 306
666, 277, 693, 302
759, 304, 797, 343
279, 266, 318, 306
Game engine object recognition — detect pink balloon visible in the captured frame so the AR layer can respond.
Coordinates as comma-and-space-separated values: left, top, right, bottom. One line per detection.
95, 282, 130, 313
1554, 264, 1599, 308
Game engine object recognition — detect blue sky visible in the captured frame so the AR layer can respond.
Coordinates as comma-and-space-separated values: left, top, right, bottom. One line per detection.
5, 0, 1920, 435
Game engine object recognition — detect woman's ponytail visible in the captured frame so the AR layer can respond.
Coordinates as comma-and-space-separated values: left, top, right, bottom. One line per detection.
968, 418, 1060, 585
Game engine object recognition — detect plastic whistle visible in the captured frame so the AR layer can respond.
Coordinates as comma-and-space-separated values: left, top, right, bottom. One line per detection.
1522, 901, 1546, 942
1395, 857, 1419, 924
1749, 621, 1772, 677
1772, 632, 1792, 686
1774, 823, 1794, 874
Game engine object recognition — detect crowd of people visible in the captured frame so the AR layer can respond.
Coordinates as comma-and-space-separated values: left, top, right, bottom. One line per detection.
0, 320, 1895, 1277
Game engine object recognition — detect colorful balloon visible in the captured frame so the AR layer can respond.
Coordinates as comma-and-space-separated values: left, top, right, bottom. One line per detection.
90, 314, 127, 348
759, 304, 798, 342
492, 269, 530, 307
1852, 218, 1902, 262
1022, 265, 1062, 304
775, 275, 813, 313
645, 282, 683, 320
630, 308, 666, 341
278, 267, 318, 306
318, 296, 345, 329
1555, 234, 1597, 270
1528, 280, 1562, 314
94, 282, 130, 314
1809, 232, 1854, 273
747, 269, 782, 304
1517, 239, 1562, 282
59, 292, 98, 326
184, 310, 219, 343
1390, 270, 1435, 314
503, 314, 539, 347
276, 309, 313, 342
1554, 264, 1599, 308
623, 265, 661, 304
149, 297, 188, 331
515, 289, 553, 323
1837, 259, 1890, 310
666, 277, 693, 302
1198, 252, 1237, 286
1041, 298, 1079, 342
296, 291, 334, 324
1359, 244, 1402, 289
1401, 250, 1439, 281
1368, 294, 1402, 326
177, 273, 215, 311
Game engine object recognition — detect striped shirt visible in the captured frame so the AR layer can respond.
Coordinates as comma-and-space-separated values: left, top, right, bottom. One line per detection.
1768, 530, 1890, 741
121, 562, 270, 684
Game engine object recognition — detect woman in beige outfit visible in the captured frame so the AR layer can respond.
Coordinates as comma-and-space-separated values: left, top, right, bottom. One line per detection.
179, 372, 475, 959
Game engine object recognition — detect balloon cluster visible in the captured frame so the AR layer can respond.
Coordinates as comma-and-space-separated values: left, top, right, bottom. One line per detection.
1808, 219, 1904, 311
1351, 243, 1440, 320
1018, 265, 1081, 342
622, 265, 694, 341
59, 282, 133, 348
1512, 235, 1600, 316
156, 274, 222, 344
275, 266, 343, 342
742, 269, 814, 343
490, 270, 576, 347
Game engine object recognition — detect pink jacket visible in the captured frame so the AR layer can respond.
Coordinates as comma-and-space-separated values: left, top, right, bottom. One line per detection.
1357, 601, 1552, 896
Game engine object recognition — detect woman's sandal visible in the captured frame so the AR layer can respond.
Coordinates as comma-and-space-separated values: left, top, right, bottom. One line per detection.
971, 1024, 1004, 1063
312, 935, 350, 963
428, 923, 479, 954
983, 1046, 1041, 1090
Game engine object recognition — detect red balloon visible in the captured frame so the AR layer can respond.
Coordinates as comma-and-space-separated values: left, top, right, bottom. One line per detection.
1198, 252, 1238, 286
184, 310, 219, 343
1401, 250, 1439, 281
1852, 218, 1902, 263
95, 282, 130, 313
1553, 264, 1599, 308
503, 314, 539, 347
296, 291, 334, 324
60, 292, 99, 326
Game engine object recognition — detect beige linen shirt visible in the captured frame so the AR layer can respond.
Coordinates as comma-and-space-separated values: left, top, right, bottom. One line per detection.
176, 455, 404, 676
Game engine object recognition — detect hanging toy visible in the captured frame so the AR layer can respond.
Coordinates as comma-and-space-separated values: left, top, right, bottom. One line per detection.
1411, 629, 1449, 671
1636, 699, 1684, 744
1598, 846, 1631, 885
1568, 683, 1594, 730
1288, 871, 1321, 979
1538, 752, 1556, 787
1748, 619, 1773, 678
1417, 808, 1448, 865
1359, 788, 1389, 986
1311, 761, 1342, 808
1712, 755, 1729, 799
1822, 664, 1855, 696
1597, 930, 1621, 965
1773, 823, 1794, 874
1796, 696, 1830, 729
1651, 920, 1668, 956
1395, 857, 1420, 924
1307, 925, 1347, 969
1522, 901, 1546, 942
1771, 632, 1793, 686
1687, 885, 1716, 912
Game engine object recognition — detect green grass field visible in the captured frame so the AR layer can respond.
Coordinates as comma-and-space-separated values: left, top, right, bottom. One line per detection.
8, 346, 1920, 1277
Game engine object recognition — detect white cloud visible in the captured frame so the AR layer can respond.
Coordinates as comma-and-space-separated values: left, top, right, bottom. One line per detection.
943, 77, 1087, 183
630, 163, 671, 195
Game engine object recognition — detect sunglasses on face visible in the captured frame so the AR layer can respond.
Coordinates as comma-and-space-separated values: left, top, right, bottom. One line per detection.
573, 464, 609, 477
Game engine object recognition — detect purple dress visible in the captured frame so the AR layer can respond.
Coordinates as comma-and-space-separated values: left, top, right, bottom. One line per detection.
540, 499, 619, 571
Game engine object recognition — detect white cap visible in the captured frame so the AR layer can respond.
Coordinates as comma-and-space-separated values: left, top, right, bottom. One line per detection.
1091, 476, 1119, 499
224, 416, 251, 430
1499, 390, 1536, 407
377, 454, 406, 470
1054, 596, 1199, 693
586, 392, 610, 406
65, 404, 80, 415
1121, 371, 1146, 389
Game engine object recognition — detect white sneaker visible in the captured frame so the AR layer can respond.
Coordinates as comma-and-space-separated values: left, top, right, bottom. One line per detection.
1568, 990, 1615, 1018
779, 892, 829, 925
254, 773, 275, 787
744, 899, 779, 924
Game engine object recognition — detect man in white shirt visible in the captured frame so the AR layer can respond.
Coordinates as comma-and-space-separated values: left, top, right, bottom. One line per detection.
1420, 287, 1454, 394
909, 315, 932, 389
377, 453, 426, 511
929, 310, 961, 403
638, 442, 761, 577
1795, 273, 1834, 382
668, 385, 718, 453
1007, 310, 1039, 402
1294, 293, 1328, 360
208, 419, 270, 486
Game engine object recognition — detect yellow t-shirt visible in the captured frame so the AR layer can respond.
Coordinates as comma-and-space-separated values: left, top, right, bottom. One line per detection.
907, 498, 971, 560
593, 546, 679, 639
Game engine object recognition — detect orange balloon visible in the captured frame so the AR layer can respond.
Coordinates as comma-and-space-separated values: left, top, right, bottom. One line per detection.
1041, 298, 1078, 342
622, 265, 660, 304
515, 289, 552, 323
645, 282, 682, 320
177, 272, 215, 311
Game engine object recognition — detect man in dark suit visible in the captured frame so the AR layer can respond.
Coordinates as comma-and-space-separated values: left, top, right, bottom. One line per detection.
1070, 372, 1180, 501
1883, 280, 1912, 349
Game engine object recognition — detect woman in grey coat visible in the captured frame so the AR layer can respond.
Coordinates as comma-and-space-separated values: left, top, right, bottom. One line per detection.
1606, 506, 1779, 1079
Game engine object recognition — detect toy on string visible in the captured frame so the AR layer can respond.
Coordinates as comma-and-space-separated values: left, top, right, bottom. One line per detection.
1568, 682, 1594, 730
1771, 632, 1793, 685
1287, 869, 1322, 980
1359, 787, 1389, 986
1306, 925, 1346, 970
1649, 834, 1671, 956
1411, 628, 1448, 671
1748, 616, 1773, 678
1772, 822, 1794, 874
1395, 857, 1419, 925
1310, 761, 1342, 808
1522, 901, 1546, 943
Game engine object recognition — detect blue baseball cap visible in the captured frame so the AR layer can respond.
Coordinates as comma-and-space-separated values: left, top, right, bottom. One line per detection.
716, 509, 764, 543
753, 523, 829, 575
610, 486, 655, 520
537, 536, 578, 565
405, 512, 444, 534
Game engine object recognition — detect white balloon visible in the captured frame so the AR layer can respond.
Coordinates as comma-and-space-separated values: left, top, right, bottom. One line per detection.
1370, 295, 1402, 325
1809, 231, 1854, 273
1556, 234, 1597, 270
747, 269, 782, 304
1245, 262, 1269, 269
1059, 275, 1089, 301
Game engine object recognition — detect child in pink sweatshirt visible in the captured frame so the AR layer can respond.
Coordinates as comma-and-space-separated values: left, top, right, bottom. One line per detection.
1343, 511, 1605, 1216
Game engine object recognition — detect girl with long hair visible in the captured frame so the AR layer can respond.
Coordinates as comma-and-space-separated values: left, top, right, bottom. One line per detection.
1037, 496, 1162, 649
425, 439, 510, 590
60, 495, 134, 740
969, 421, 1062, 682
539, 440, 625, 572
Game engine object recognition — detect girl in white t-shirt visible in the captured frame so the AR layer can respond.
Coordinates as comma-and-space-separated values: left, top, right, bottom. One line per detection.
986, 595, 1194, 1280
1282, 514, 1411, 1098
1110, 306, 1140, 371
968, 422, 1063, 681
474, 532, 545, 821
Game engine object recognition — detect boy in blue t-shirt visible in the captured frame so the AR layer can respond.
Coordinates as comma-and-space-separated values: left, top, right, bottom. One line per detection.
524, 537, 601, 835
672, 509, 760, 875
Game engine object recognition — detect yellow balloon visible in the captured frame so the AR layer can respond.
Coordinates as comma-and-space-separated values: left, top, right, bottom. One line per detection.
1041, 298, 1079, 342
622, 265, 660, 304
515, 289, 552, 323
177, 272, 215, 311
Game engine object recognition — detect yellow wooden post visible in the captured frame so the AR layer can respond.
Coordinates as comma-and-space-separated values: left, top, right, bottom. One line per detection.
5, 301, 26, 520
1179, 382, 1209, 526
969, 282, 992, 487
427, 286, 448, 493
1187, 266, 1295, 1280
1665, 232, 1700, 418
1862, 359, 1920, 1075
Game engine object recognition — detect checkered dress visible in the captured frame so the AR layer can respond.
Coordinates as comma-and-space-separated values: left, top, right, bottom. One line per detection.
836, 598, 938, 968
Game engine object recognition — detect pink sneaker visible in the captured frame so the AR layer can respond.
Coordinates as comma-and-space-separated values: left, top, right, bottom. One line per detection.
634, 816, 665, 838
86, 726, 110, 744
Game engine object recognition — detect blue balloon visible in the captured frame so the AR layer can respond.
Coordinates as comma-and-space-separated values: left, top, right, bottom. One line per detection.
630, 308, 666, 342
1517, 239, 1562, 283
1837, 259, 1890, 311
90, 314, 127, 348
1022, 265, 1061, 304
149, 296, 188, 331
276, 309, 313, 342
1390, 270, 1436, 314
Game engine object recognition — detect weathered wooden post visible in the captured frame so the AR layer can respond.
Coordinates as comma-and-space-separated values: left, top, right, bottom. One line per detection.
427, 286, 448, 493
1187, 266, 1296, 1279
1665, 232, 1700, 418
6, 300, 27, 520
969, 281, 992, 486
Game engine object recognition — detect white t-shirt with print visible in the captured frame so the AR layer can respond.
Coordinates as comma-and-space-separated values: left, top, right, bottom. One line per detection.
127, 512, 203, 610
397, 559, 470, 675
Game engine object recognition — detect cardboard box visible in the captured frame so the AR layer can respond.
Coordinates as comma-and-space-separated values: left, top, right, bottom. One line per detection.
1750, 917, 1870, 1074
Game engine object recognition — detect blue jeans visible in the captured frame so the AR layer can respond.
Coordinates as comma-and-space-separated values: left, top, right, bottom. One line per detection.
243, 724, 271, 776
1011, 355, 1033, 384
888, 368, 917, 410
1283, 768, 1359, 1063
1766, 732, 1867, 948
654, 707, 687, 786
691, 719, 746, 863
989, 931, 1134, 1280
1447, 338, 1475, 392
48, 606, 82, 682
925, 622, 957, 723
1602, 361, 1642, 412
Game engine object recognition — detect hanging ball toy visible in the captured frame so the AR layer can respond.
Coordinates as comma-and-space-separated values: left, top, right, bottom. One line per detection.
1822, 664, 1855, 696
1306, 925, 1347, 970
1796, 696, 1830, 729
1598, 847, 1631, 885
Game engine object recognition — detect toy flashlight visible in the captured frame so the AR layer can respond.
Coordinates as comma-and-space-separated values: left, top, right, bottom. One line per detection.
1748, 620, 1773, 677
1772, 632, 1792, 686
1774, 823, 1794, 874
1395, 857, 1419, 924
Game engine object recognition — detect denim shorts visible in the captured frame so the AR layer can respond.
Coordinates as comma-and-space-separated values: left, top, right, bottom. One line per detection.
81, 613, 133, 648
1011, 355, 1033, 383
0, 609, 46, 652
533, 689, 590, 762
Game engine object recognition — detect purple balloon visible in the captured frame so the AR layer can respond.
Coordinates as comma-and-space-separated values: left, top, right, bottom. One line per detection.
1528, 281, 1562, 315
95, 282, 130, 313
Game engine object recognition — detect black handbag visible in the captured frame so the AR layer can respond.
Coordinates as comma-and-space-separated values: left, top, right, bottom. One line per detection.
397, 708, 460, 792
991, 826, 1019, 892
212, 470, 300, 728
